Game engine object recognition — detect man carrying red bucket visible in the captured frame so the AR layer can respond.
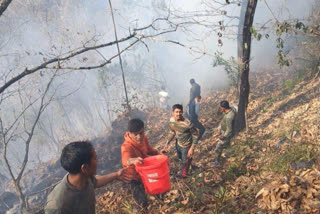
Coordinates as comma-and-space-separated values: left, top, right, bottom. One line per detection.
120, 118, 161, 208
161, 104, 199, 178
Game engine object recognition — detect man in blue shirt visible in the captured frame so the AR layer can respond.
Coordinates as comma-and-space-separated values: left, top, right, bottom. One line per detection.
189, 79, 201, 104
188, 95, 205, 141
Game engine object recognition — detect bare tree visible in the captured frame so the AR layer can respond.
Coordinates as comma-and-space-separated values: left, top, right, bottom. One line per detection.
0, 71, 58, 210
0, 2, 183, 211
235, 0, 258, 132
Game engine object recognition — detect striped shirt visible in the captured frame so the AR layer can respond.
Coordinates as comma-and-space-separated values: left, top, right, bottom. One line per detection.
167, 116, 199, 148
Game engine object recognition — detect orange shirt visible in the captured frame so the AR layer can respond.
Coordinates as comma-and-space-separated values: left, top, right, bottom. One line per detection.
121, 133, 159, 181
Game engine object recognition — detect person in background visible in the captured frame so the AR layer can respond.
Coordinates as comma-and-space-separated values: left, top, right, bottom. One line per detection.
121, 118, 160, 208
45, 141, 124, 214
212, 100, 237, 167
188, 95, 205, 141
161, 104, 199, 178
189, 78, 201, 104
158, 86, 170, 110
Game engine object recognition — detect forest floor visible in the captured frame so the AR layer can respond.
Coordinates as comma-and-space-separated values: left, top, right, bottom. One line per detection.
95, 70, 319, 214
3, 69, 318, 214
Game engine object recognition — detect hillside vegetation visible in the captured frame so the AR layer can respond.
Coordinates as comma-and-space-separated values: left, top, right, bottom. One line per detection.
95, 69, 319, 214
5, 68, 317, 214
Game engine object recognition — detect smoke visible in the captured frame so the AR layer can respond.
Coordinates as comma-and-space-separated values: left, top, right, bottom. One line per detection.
0, 0, 316, 187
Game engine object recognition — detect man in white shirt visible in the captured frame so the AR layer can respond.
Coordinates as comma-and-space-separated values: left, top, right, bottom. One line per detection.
159, 86, 170, 109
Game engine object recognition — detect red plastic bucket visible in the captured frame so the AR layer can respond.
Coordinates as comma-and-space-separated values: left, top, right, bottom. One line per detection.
135, 155, 171, 195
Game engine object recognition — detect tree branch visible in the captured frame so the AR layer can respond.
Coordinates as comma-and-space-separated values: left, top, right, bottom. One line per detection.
0, 33, 136, 95
0, 0, 13, 17
45, 38, 140, 70
16, 71, 57, 182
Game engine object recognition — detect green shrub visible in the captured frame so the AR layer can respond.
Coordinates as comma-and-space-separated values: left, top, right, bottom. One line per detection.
270, 141, 318, 174
283, 79, 299, 91
243, 138, 258, 149
225, 162, 246, 180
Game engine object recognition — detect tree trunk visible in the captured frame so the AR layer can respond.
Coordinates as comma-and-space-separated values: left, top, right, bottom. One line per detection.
2, 143, 27, 211
235, 0, 258, 133
108, 0, 131, 112
14, 181, 27, 210
0, 0, 13, 17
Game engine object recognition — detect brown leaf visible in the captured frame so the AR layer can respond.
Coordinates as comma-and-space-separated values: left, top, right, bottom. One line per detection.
181, 198, 189, 205
256, 187, 266, 199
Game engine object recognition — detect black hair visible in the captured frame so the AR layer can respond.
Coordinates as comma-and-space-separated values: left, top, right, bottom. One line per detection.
60, 141, 93, 174
196, 95, 201, 99
128, 118, 144, 133
172, 104, 183, 111
220, 100, 230, 109
190, 78, 195, 84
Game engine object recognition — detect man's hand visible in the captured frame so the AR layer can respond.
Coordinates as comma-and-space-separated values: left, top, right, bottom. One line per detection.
160, 144, 169, 154
116, 167, 127, 177
95, 167, 128, 188
127, 157, 143, 166
187, 145, 194, 158
160, 149, 168, 154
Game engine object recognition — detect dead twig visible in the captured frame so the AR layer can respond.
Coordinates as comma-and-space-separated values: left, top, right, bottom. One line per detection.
175, 179, 186, 201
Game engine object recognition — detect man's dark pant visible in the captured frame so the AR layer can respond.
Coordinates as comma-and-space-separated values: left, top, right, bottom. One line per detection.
175, 142, 192, 178
130, 180, 148, 208
191, 119, 205, 140
214, 137, 231, 162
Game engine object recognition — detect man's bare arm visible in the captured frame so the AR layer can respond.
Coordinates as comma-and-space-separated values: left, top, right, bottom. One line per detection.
95, 168, 125, 188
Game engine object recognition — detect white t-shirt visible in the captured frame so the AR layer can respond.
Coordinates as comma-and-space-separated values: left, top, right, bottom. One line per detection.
159, 90, 168, 103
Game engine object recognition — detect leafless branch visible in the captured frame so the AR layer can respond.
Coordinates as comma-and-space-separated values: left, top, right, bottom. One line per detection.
0, 15, 182, 95
0, 33, 136, 94
0, 0, 13, 17
263, 0, 279, 23
45, 38, 140, 70
16, 70, 58, 182
3, 93, 44, 137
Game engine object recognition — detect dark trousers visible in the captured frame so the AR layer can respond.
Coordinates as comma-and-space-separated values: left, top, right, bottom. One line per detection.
214, 137, 231, 162
175, 142, 192, 177
191, 119, 205, 140
130, 180, 148, 208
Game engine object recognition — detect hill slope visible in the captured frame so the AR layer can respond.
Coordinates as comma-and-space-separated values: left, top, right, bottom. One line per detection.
96, 70, 319, 214
3, 70, 318, 214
